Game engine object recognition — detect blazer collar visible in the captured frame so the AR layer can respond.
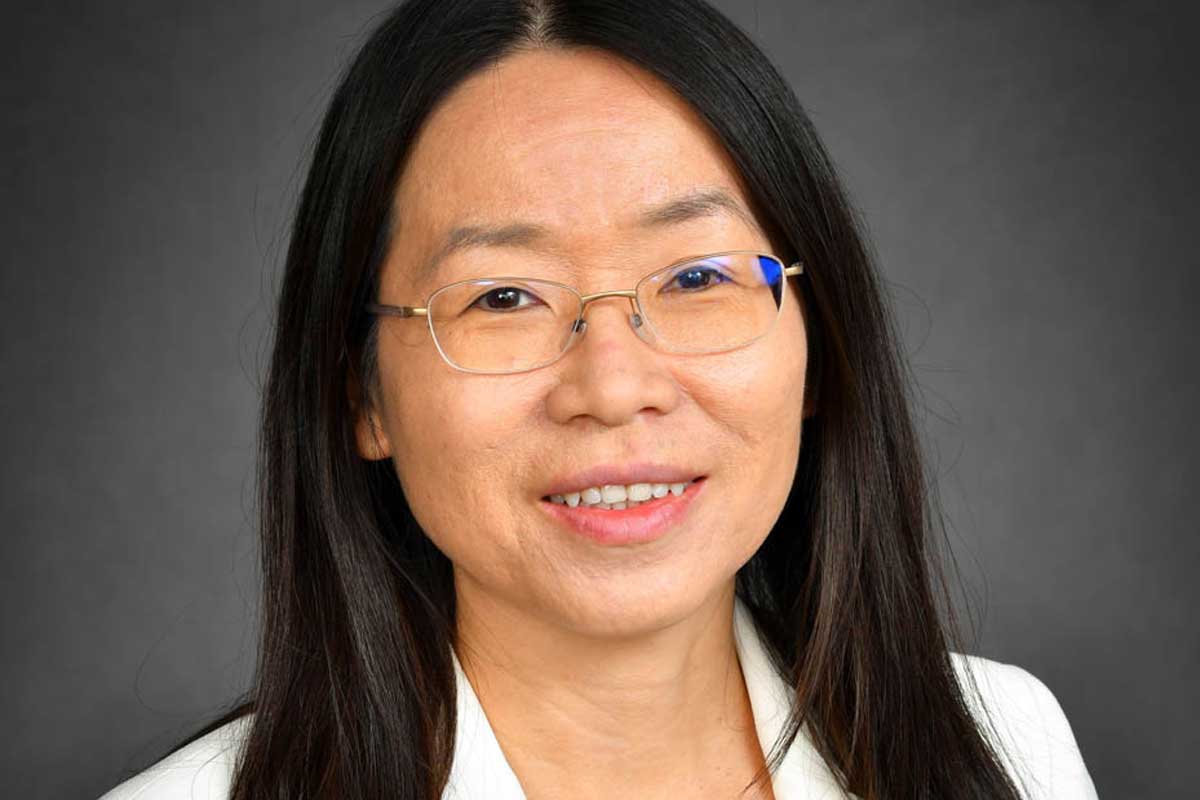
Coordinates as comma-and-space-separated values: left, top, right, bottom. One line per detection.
731, 598, 855, 798
443, 596, 853, 799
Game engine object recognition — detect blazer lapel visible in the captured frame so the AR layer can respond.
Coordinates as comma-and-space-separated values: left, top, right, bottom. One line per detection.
733, 597, 857, 799
442, 646, 528, 799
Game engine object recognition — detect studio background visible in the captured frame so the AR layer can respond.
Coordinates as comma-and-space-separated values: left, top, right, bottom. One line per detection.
3, 1, 1196, 797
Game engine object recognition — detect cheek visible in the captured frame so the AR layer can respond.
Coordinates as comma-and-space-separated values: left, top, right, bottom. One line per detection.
384, 373, 542, 558
676, 304, 807, 559
376, 323, 524, 489
685, 309, 806, 454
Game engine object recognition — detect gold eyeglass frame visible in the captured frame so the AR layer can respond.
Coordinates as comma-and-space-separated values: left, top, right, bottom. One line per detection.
364, 249, 805, 375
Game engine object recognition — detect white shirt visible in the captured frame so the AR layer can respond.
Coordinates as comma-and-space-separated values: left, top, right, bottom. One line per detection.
100, 597, 1099, 799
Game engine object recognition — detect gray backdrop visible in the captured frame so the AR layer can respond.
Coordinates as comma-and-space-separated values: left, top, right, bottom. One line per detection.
3, 1, 1196, 797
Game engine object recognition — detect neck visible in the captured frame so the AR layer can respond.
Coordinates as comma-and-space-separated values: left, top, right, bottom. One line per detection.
453, 577, 771, 798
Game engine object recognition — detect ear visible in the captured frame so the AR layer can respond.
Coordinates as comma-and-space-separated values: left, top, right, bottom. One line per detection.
349, 368, 392, 461
792, 274, 817, 420
801, 360, 819, 420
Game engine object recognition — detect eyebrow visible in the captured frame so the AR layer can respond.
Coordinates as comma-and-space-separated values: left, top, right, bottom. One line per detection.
415, 186, 760, 282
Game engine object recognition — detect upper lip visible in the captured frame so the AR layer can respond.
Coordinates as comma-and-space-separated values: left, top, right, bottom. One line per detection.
541, 462, 706, 498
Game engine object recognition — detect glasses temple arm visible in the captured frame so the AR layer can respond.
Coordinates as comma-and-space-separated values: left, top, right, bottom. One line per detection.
364, 303, 427, 317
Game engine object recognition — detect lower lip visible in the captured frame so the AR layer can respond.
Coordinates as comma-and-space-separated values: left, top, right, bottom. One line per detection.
538, 477, 707, 546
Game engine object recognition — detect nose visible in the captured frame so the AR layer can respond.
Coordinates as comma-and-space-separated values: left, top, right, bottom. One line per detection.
569, 302, 655, 349
544, 296, 680, 427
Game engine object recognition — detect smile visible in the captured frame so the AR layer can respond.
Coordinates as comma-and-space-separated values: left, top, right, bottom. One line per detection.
539, 476, 707, 545
542, 477, 699, 509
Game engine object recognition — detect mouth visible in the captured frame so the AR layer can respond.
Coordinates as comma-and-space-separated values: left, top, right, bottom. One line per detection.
540, 475, 706, 509
537, 476, 708, 546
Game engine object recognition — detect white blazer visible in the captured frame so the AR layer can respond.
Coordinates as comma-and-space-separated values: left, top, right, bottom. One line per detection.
100, 597, 1099, 799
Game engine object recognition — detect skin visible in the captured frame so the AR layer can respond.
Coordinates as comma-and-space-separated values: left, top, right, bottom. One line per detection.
355, 47, 811, 799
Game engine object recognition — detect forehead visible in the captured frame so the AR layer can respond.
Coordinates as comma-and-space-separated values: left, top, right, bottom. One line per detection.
390, 47, 762, 276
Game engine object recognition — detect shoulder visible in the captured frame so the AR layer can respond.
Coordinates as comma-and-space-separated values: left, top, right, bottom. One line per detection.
98, 716, 251, 800
947, 652, 1099, 800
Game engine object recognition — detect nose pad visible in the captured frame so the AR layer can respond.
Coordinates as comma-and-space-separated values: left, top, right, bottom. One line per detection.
568, 311, 657, 348
629, 311, 656, 346
560, 317, 586, 357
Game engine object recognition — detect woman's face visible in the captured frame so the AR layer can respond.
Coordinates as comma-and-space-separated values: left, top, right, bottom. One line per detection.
358, 48, 809, 637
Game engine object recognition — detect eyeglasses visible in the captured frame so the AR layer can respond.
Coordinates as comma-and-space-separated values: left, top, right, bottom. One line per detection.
365, 250, 804, 375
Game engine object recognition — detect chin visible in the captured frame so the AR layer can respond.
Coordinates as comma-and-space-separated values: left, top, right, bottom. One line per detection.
541, 577, 720, 640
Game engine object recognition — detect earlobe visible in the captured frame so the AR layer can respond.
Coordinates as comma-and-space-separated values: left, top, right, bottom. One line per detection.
802, 375, 818, 419
802, 394, 817, 420
348, 370, 392, 460
355, 408, 392, 461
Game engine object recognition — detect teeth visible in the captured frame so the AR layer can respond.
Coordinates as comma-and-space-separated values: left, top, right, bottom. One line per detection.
546, 478, 696, 508
600, 485, 626, 504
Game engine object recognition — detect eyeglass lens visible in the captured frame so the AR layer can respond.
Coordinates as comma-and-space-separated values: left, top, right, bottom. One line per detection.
427, 253, 786, 373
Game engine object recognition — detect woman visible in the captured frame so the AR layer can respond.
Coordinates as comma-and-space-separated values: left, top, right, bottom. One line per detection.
101, 0, 1098, 798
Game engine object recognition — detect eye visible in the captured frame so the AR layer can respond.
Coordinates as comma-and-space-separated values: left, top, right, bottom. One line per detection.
663, 264, 733, 292
467, 285, 545, 312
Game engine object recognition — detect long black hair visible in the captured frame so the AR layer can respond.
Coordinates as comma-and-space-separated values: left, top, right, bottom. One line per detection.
180, 1, 1025, 797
